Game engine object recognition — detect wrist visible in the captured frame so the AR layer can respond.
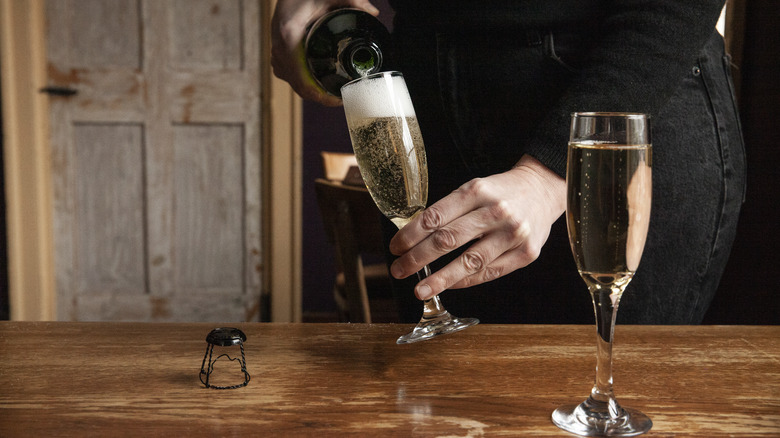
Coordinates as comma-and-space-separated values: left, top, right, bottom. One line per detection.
512, 154, 567, 217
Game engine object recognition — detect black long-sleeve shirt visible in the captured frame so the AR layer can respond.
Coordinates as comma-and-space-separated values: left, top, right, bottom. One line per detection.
389, 0, 726, 176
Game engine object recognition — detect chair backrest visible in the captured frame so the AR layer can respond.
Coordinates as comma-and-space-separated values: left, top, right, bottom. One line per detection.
314, 178, 388, 322
320, 151, 358, 182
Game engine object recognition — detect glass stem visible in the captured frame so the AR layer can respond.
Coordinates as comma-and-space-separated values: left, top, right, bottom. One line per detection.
417, 265, 448, 319
589, 284, 623, 417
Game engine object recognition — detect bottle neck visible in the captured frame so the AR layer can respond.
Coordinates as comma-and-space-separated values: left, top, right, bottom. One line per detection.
341, 40, 383, 79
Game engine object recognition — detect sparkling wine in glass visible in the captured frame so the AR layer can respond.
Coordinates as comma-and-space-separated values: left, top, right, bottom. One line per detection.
552, 112, 653, 436
340, 71, 479, 344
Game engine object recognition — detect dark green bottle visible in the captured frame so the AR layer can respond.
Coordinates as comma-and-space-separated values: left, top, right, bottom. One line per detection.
304, 8, 391, 98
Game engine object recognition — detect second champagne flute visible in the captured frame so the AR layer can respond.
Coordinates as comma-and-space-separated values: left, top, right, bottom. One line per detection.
552, 112, 653, 436
341, 71, 479, 344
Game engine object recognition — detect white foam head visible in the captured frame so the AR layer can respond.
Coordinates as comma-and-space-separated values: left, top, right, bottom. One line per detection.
341, 72, 416, 121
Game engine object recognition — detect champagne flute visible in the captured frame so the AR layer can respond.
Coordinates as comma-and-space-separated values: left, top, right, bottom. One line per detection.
552, 112, 653, 436
340, 71, 479, 344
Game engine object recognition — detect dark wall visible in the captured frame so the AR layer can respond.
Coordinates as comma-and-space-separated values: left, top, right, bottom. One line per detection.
302, 101, 352, 317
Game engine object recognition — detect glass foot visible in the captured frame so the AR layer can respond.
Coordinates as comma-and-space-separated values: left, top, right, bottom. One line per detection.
552, 398, 652, 437
396, 311, 478, 344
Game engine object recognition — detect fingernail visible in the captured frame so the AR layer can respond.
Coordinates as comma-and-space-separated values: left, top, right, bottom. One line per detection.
416, 284, 432, 300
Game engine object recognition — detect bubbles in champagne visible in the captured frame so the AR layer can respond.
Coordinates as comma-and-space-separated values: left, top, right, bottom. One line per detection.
342, 72, 428, 226
348, 117, 428, 224
567, 143, 651, 276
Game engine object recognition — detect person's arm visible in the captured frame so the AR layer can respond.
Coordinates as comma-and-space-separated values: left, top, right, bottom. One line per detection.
271, 0, 380, 107
526, 0, 726, 176
389, 0, 726, 300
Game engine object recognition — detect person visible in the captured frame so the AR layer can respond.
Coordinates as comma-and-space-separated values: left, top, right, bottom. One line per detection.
272, 0, 746, 324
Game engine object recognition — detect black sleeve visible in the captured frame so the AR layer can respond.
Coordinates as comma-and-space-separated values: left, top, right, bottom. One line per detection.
524, 0, 726, 177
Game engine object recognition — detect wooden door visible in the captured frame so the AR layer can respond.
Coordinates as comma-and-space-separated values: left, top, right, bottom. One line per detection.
45, 0, 263, 321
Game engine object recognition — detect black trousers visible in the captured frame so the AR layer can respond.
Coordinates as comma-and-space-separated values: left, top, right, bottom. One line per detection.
384, 24, 746, 325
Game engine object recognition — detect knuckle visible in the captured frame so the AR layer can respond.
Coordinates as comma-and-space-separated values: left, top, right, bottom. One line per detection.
420, 206, 445, 231
393, 253, 421, 277
523, 241, 543, 261
486, 199, 513, 221
277, 21, 298, 43
516, 236, 542, 262
483, 265, 504, 282
392, 233, 416, 253
505, 219, 543, 262
431, 228, 459, 252
510, 220, 532, 241
461, 250, 486, 273
458, 177, 489, 197
454, 264, 504, 289
429, 273, 451, 293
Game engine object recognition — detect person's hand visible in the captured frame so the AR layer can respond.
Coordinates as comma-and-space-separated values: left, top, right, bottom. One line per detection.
271, 0, 379, 107
388, 155, 566, 300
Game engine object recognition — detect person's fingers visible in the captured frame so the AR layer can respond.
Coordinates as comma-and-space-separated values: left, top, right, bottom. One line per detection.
389, 156, 566, 300
389, 178, 490, 256
390, 213, 487, 282
389, 189, 497, 279
410, 205, 543, 299
448, 229, 549, 291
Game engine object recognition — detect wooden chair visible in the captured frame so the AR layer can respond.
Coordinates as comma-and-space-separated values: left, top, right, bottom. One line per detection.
314, 152, 396, 322
320, 151, 358, 182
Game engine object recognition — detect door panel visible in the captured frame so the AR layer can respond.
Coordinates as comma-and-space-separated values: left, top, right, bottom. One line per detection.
68, 0, 142, 69
73, 123, 146, 295
46, 0, 262, 321
169, 0, 243, 70
173, 124, 243, 290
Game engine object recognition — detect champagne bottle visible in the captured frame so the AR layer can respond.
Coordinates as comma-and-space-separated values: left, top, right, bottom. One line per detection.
304, 8, 391, 98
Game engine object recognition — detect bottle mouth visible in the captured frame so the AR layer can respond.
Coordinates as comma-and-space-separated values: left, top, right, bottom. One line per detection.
351, 47, 376, 71
347, 41, 383, 77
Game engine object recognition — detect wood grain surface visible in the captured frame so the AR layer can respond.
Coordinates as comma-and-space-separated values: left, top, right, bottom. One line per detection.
1, 322, 778, 437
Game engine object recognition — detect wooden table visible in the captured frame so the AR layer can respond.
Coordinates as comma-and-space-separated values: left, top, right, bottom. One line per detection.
0, 322, 778, 437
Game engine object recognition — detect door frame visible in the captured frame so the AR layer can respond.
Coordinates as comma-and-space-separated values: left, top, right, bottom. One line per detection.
0, 0, 303, 322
